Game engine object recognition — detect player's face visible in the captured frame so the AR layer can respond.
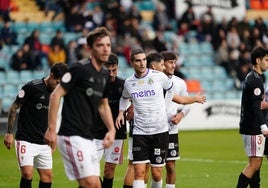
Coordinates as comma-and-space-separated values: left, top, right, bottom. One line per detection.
90, 36, 111, 64
49, 77, 61, 91
151, 60, 165, 72
131, 53, 147, 76
106, 64, 118, 82
164, 59, 176, 75
260, 55, 268, 72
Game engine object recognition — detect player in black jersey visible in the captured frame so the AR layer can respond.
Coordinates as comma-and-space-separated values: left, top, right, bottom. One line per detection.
94, 53, 127, 188
44, 27, 116, 188
4, 63, 68, 188
236, 46, 268, 188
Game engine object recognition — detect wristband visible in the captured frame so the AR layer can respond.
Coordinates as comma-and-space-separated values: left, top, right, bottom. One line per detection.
261, 124, 268, 132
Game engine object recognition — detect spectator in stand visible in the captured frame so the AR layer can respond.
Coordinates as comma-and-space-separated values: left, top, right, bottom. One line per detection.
44, 0, 63, 21
152, 31, 167, 53
24, 30, 43, 69
65, 40, 78, 66
178, 3, 197, 30
47, 44, 66, 67
0, 0, 11, 22
0, 20, 17, 45
226, 27, 241, 50
152, 2, 172, 31
236, 17, 251, 39
215, 39, 232, 75
50, 30, 65, 50
64, 4, 84, 32
11, 44, 35, 71
249, 27, 263, 49
253, 16, 267, 38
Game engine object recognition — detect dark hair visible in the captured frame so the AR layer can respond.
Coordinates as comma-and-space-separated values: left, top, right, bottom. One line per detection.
130, 48, 145, 62
160, 51, 177, 61
146, 52, 164, 68
105, 53, 118, 66
86, 27, 111, 47
251, 47, 268, 65
50, 63, 69, 79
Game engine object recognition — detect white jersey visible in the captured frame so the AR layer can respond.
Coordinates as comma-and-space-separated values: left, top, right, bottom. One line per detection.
122, 69, 173, 135
165, 75, 190, 134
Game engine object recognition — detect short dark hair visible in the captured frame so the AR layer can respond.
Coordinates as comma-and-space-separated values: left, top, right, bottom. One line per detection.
130, 48, 145, 62
146, 52, 164, 68
251, 46, 268, 65
86, 27, 111, 47
160, 51, 177, 61
105, 53, 118, 66
50, 63, 69, 79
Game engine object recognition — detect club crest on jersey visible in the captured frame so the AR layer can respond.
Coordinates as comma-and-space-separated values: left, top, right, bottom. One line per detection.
155, 156, 163, 163
254, 88, 261, 96
154, 148, 160, 155
18, 89, 25, 98
147, 78, 153, 85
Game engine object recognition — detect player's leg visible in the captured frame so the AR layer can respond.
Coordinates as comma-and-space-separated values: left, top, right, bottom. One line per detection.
123, 160, 135, 188
236, 134, 265, 188
165, 160, 176, 188
149, 132, 169, 188
165, 134, 179, 188
36, 144, 53, 188
57, 136, 101, 188
15, 140, 35, 188
102, 139, 124, 188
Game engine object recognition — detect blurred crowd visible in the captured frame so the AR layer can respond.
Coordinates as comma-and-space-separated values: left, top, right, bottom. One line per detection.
0, 0, 268, 89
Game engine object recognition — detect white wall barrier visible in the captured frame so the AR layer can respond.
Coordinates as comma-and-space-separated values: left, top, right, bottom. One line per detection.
179, 99, 240, 130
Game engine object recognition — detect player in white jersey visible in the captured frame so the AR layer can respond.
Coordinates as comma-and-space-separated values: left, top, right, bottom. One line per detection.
161, 51, 190, 188
117, 49, 206, 188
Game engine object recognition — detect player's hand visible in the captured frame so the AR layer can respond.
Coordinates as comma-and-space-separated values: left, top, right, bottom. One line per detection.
44, 129, 57, 152
115, 112, 125, 129
171, 113, 184, 125
195, 92, 206, 104
126, 104, 134, 121
102, 131, 115, 148
4, 133, 14, 150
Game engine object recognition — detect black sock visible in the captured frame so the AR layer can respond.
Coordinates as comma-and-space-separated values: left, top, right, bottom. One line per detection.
123, 186, 133, 188
102, 177, 113, 188
250, 170, 260, 188
20, 177, 32, 188
38, 181, 51, 188
237, 173, 250, 188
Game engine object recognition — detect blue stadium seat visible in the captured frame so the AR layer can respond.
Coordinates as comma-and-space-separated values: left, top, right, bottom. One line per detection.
3, 84, 18, 98
20, 70, 34, 84
0, 72, 6, 86
134, 1, 156, 11
1, 96, 14, 112
5, 71, 20, 85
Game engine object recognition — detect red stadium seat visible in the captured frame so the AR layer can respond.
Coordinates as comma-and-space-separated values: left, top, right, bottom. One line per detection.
185, 79, 203, 93
250, 0, 263, 9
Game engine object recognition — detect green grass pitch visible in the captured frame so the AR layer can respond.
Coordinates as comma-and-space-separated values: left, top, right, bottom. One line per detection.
1, 129, 268, 188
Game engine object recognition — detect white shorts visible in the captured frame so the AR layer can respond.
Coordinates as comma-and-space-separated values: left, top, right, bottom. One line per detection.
242, 134, 265, 157
57, 135, 100, 180
95, 139, 124, 165
15, 140, 52, 169
127, 137, 133, 161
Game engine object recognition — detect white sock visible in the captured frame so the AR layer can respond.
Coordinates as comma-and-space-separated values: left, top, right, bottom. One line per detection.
133, 180, 145, 188
166, 184, 175, 188
151, 179, 163, 188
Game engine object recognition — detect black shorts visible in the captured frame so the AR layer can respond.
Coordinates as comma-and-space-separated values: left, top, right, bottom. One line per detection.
166, 133, 180, 161
132, 131, 169, 167
264, 138, 268, 156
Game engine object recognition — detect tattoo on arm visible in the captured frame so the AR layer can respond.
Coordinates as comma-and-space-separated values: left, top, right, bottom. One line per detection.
7, 102, 21, 134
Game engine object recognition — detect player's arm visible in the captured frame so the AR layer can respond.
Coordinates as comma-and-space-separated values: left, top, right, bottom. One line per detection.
172, 91, 206, 104
4, 102, 22, 150
116, 97, 130, 129
44, 85, 66, 151
98, 98, 116, 148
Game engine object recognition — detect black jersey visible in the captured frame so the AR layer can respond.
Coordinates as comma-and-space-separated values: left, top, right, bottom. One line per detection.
58, 58, 110, 140
15, 79, 51, 144
239, 70, 265, 135
94, 76, 127, 139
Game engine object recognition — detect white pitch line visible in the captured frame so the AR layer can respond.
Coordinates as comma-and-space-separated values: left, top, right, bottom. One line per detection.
180, 158, 248, 164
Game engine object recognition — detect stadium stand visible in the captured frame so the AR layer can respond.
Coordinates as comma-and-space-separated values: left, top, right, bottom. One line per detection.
0, 0, 268, 113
